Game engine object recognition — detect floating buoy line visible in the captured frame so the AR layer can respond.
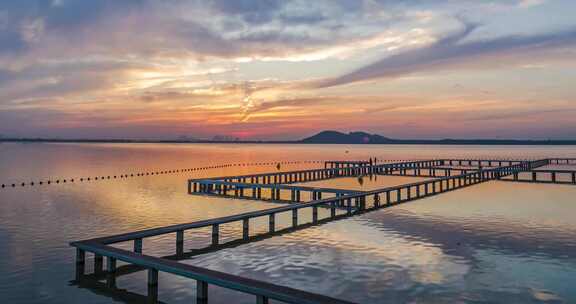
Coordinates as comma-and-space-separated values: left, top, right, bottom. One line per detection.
0, 160, 326, 190
0, 157, 526, 190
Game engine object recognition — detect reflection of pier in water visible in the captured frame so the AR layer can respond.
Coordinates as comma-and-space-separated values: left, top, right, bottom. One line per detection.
71, 158, 576, 304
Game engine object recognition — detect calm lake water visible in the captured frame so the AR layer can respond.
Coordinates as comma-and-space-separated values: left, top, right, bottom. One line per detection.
1, 143, 576, 303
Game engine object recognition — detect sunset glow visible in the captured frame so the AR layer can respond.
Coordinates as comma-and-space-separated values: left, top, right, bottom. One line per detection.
1, 0, 575, 140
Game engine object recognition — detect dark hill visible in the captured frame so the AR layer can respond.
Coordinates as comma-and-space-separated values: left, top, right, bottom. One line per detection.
299, 130, 576, 145
301, 131, 394, 144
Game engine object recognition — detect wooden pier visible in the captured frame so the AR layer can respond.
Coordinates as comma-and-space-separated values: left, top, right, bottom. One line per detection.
70, 157, 575, 303
325, 160, 371, 169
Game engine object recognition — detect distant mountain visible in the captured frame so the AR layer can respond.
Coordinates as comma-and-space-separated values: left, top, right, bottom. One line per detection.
301, 130, 394, 144
2, 131, 576, 145
300, 130, 576, 145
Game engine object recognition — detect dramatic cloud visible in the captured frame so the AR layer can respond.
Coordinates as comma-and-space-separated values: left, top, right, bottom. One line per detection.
317, 23, 576, 87
0, 0, 575, 139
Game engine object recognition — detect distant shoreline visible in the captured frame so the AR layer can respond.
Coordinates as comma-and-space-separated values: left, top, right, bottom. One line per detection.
2, 138, 576, 145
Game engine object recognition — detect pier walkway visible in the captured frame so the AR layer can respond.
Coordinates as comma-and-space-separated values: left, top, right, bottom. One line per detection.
70, 158, 575, 304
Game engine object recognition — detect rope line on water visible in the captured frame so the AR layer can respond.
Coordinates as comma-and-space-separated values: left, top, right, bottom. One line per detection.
1, 157, 543, 190
0, 160, 325, 190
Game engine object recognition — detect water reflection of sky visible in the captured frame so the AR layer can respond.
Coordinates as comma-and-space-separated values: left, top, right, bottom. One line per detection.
1, 143, 576, 303
183, 182, 576, 303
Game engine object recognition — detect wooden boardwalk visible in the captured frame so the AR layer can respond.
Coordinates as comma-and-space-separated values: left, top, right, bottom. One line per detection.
70, 158, 575, 304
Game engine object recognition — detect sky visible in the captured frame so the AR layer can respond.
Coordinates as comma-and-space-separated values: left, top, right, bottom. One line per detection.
0, 0, 575, 140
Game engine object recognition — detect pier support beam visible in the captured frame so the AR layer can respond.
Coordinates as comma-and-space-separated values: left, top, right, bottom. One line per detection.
75, 248, 85, 279
312, 206, 318, 223
176, 230, 184, 256
243, 218, 249, 240
106, 256, 116, 288
197, 281, 208, 303
347, 199, 352, 215
212, 224, 219, 246
331, 201, 336, 218
134, 238, 143, 254
94, 254, 103, 274
257, 295, 269, 304
147, 269, 159, 304
269, 214, 275, 233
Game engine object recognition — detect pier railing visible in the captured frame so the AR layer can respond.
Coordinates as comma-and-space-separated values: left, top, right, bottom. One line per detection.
189, 160, 444, 190
376, 159, 576, 183
502, 169, 576, 185
71, 160, 538, 304
190, 180, 362, 203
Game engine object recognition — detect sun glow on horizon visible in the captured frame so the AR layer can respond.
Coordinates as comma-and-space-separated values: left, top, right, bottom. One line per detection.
0, 0, 575, 140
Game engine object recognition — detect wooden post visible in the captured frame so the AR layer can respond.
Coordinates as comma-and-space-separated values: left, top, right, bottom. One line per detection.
134, 238, 143, 254
347, 199, 352, 215
312, 206, 318, 223
292, 209, 298, 227
148, 269, 159, 304
94, 254, 103, 274
331, 201, 336, 218
107, 256, 116, 273
257, 295, 269, 304
75, 248, 85, 279
212, 224, 219, 246
106, 256, 116, 288
243, 218, 249, 240
269, 213, 275, 233
176, 230, 184, 255
197, 280, 208, 303
76, 248, 85, 266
